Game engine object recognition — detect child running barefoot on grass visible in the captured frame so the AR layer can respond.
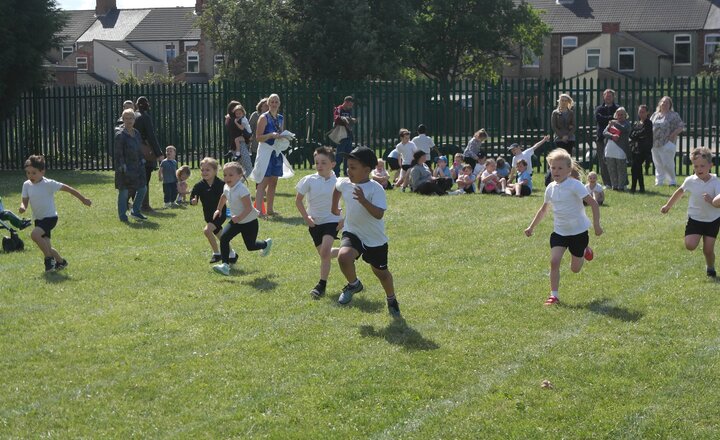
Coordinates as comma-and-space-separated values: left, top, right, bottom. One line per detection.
331, 146, 401, 317
190, 157, 237, 264
525, 149, 603, 306
19, 155, 92, 272
662, 146, 720, 278
296, 146, 342, 299
212, 162, 271, 276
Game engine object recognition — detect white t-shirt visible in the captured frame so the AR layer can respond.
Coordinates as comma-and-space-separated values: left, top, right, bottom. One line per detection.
512, 149, 535, 171
585, 182, 605, 196
336, 178, 388, 246
411, 134, 435, 159
223, 181, 259, 224
680, 174, 720, 222
21, 177, 63, 220
473, 162, 486, 176
295, 173, 341, 225
544, 177, 592, 236
395, 141, 417, 165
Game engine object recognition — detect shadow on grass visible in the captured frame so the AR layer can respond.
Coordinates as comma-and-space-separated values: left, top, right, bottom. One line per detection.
143, 209, 179, 218
566, 298, 644, 322
359, 318, 440, 351
346, 297, 385, 314
242, 273, 278, 291
263, 214, 306, 226
124, 220, 160, 230
42, 271, 72, 283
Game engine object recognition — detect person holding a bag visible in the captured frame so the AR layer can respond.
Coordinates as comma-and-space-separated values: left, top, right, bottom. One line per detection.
331, 96, 357, 177
602, 107, 631, 191
134, 96, 164, 212
650, 96, 685, 187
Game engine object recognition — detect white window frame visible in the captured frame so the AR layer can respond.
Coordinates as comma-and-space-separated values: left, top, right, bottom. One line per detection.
704, 34, 720, 65
521, 47, 540, 67
186, 51, 200, 73
61, 46, 74, 60
165, 43, 176, 62
213, 54, 224, 74
674, 34, 692, 65
76, 56, 88, 71
561, 36, 578, 55
586, 48, 601, 70
618, 47, 635, 72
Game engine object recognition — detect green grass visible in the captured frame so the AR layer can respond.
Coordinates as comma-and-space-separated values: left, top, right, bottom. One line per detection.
1, 169, 719, 438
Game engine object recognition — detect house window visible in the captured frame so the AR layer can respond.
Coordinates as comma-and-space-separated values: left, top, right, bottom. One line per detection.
674, 34, 691, 65
76, 56, 88, 71
586, 48, 600, 70
618, 47, 635, 72
61, 46, 74, 60
705, 34, 720, 65
214, 54, 224, 74
165, 44, 176, 62
561, 36, 578, 55
187, 52, 199, 73
522, 47, 540, 67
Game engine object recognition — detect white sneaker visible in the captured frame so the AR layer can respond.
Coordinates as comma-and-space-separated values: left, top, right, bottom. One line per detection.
164, 202, 172, 208
212, 263, 230, 276
261, 238, 272, 257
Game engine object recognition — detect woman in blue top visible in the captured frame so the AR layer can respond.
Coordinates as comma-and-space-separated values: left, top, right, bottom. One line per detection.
251, 93, 293, 216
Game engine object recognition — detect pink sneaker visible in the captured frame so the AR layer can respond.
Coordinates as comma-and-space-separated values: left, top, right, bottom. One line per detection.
584, 246, 594, 261
544, 295, 560, 306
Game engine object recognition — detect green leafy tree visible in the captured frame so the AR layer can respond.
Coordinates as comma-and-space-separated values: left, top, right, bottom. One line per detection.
0, 0, 66, 120
198, 0, 297, 81
407, 0, 550, 85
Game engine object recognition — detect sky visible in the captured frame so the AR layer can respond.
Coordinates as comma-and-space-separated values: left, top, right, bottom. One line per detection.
57, 0, 195, 10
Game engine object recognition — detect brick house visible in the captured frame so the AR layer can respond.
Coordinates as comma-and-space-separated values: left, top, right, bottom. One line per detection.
504, 0, 720, 80
46, 0, 219, 85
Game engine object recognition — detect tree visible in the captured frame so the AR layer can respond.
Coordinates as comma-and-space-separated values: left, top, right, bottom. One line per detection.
0, 0, 66, 120
197, 0, 298, 81
406, 0, 550, 85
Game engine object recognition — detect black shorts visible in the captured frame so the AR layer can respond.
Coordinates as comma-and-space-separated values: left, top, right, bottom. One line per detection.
340, 231, 388, 270
309, 222, 339, 247
35, 216, 58, 239
206, 214, 226, 235
519, 184, 531, 196
550, 231, 589, 258
685, 217, 720, 238
386, 157, 400, 170
401, 164, 412, 171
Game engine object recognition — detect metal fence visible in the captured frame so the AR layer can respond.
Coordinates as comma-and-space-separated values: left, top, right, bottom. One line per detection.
2, 77, 719, 174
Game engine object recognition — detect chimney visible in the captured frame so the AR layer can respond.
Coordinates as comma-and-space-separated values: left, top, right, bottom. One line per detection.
95, 0, 116, 16
602, 22, 620, 34
195, 0, 204, 15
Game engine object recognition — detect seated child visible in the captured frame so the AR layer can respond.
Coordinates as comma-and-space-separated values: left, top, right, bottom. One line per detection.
585, 171, 605, 205
505, 159, 532, 197
455, 164, 476, 194
450, 153, 464, 181
472, 152, 487, 177
176, 165, 191, 204
496, 157, 510, 179
371, 159, 392, 189
0, 196, 32, 230
433, 156, 452, 180
479, 158, 507, 194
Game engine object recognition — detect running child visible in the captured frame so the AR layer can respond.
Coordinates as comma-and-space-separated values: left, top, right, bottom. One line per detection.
296, 146, 342, 298
661, 146, 720, 277
190, 157, 237, 264
212, 162, 271, 276
19, 155, 92, 272
331, 146, 401, 317
159, 145, 178, 208
525, 149, 603, 305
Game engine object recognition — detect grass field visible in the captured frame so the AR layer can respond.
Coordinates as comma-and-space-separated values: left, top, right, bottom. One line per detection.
1, 168, 719, 439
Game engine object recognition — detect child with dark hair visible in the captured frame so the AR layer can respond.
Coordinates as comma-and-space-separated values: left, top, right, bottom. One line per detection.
505, 159, 532, 197
19, 155, 92, 272
412, 124, 436, 167
296, 146, 342, 298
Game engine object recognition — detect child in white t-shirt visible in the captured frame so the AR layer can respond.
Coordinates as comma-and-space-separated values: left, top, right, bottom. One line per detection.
19, 155, 92, 272
331, 146, 400, 317
509, 135, 550, 183
212, 162, 271, 276
662, 147, 720, 277
525, 149, 603, 306
394, 128, 418, 191
585, 171, 605, 205
371, 159, 392, 189
296, 147, 342, 298
411, 124, 435, 165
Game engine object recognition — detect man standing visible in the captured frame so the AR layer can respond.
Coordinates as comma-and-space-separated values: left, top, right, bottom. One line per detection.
332, 96, 357, 177
595, 89, 618, 185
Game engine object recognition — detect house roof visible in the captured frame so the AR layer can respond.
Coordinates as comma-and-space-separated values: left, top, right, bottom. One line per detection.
77, 72, 113, 86
523, 0, 717, 33
56, 10, 96, 42
96, 40, 161, 63
619, 32, 670, 57
126, 8, 200, 41
77, 9, 151, 42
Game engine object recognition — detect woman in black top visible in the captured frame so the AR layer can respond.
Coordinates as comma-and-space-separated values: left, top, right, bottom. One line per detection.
134, 96, 164, 211
629, 104, 653, 193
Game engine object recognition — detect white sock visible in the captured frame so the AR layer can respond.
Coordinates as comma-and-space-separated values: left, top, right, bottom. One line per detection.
551, 290, 559, 298
229, 250, 237, 258
212, 252, 220, 256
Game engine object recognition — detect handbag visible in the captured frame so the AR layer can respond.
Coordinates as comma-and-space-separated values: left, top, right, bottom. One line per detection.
327, 125, 347, 144
140, 141, 156, 162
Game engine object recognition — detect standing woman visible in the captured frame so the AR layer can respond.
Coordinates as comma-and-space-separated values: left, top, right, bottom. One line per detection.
115, 109, 148, 222
251, 93, 294, 216
249, 97, 269, 165
134, 96, 164, 211
629, 104, 653, 193
650, 96, 685, 186
551, 93, 576, 155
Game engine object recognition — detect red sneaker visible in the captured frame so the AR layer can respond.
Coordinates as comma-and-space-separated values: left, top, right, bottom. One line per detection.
544, 296, 560, 306
584, 246, 594, 261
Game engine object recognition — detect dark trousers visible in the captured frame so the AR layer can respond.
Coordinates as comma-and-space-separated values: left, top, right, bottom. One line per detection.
555, 140, 575, 155
631, 152, 652, 192
334, 134, 353, 177
128, 165, 155, 209
220, 219, 266, 263
415, 178, 453, 195
163, 182, 178, 203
